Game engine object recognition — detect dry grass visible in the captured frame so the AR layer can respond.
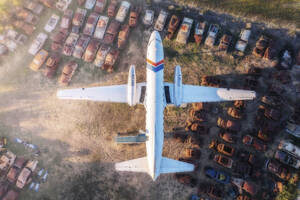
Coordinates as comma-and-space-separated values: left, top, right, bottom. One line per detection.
175, 0, 300, 28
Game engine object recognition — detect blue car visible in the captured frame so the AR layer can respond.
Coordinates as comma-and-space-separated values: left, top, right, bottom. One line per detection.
205, 167, 230, 184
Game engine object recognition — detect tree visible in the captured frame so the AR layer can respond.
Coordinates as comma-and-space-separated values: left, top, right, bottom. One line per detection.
276, 184, 298, 200
0, 0, 22, 32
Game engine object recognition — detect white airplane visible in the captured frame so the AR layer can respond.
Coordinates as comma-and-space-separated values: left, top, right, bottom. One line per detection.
57, 31, 256, 180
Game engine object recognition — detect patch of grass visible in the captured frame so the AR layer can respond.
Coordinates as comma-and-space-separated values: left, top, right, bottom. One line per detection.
276, 183, 298, 200
175, 0, 300, 27
163, 38, 239, 86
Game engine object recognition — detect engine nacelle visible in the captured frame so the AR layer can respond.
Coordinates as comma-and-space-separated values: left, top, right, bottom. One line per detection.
127, 65, 137, 106
173, 65, 182, 106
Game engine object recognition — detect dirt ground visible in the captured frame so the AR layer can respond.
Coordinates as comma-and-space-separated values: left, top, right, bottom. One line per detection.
0, 0, 299, 200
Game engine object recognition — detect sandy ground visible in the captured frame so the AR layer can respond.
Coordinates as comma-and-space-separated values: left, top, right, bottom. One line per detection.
0, 14, 195, 200
0, 0, 299, 200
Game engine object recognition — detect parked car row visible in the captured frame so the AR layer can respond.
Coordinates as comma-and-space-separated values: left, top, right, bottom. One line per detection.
143, 8, 300, 69
0, 150, 39, 200
0, 29, 28, 54
29, 49, 78, 86
26, 0, 142, 82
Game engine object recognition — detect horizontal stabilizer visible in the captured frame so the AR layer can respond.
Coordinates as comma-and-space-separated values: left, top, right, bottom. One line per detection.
160, 157, 194, 174
115, 157, 148, 173
115, 134, 148, 144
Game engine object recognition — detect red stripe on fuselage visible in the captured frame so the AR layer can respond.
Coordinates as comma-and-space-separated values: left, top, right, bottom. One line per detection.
146, 59, 164, 66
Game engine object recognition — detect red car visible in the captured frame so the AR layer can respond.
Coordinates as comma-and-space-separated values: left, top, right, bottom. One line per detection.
265, 159, 291, 180
72, 35, 90, 59
174, 174, 197, 187
218, 34, 232, 51
60, 9, 73, 33
213, 154, 233, 168
219, 131, 237, 143
44, 54, 61, 78
129, 6, 141, 28
83, 12, 99, 36
198, 183, 224, 200
242, 135, 267, 151
58, 61, 78, 86
103, 20, 120, 45
107, 0, 118, 17
94, 0, 107, 13
51, 31, 68, 52
83, 39, 101, 62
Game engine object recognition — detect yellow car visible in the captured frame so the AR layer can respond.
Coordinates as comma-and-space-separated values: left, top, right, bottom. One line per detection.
29, 49, 48, 71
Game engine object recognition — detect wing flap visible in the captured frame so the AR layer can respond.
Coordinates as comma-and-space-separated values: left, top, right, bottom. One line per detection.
160, 157, 194, 174
115, 157, 148, 173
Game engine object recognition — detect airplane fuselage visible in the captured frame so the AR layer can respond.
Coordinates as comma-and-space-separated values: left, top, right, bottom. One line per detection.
145, 32, 165, 180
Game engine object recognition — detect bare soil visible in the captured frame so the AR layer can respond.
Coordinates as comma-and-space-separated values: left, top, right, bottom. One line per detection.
0, 0, 299, 199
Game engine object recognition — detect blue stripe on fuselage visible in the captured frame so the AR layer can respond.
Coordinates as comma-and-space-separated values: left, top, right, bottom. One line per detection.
147, 63, 164, 72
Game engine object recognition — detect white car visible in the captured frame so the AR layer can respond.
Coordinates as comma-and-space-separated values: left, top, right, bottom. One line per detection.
85, 0, 96, 9
143, 10, 154, 26
235, 26, 251, 53
4, 40, 17, 52
154, 10, 168, 31
44, 14, 60, 33
56, 0, 72, 11
115, 1, 131, 23
28, 33, 48, 55
94, 15, 109, 40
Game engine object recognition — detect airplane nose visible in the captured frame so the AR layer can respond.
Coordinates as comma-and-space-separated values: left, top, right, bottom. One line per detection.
148, 31, 162, 46
150, 31, 162, 41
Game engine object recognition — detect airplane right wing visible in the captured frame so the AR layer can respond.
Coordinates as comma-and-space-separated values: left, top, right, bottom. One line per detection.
164, 65, 256, 105
164, 83, 256, 105
181, 85, 256, 103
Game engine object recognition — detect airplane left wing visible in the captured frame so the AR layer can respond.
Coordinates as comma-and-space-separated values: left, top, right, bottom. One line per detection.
57, 83, 147, 104
57, 85, 128, 102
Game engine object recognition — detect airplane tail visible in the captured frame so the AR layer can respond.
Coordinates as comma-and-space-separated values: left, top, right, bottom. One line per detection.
115, 156, 194, 179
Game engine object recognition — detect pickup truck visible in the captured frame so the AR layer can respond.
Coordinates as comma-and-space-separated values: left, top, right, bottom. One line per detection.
194, 21, 206, 44
176, 17, 193, 44
235, 23, 252, 56
154, 10, 168, 31
205, 24, 219, 47
115, 1, 131, 23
